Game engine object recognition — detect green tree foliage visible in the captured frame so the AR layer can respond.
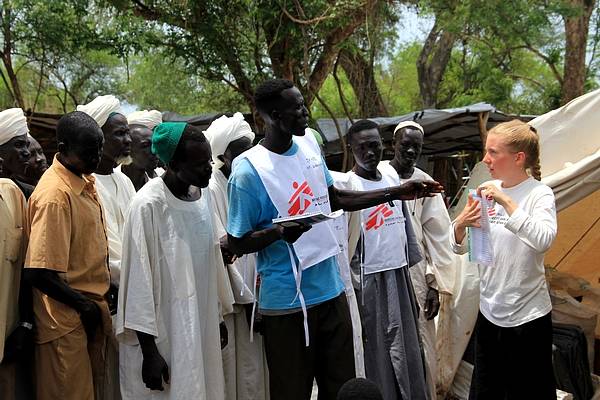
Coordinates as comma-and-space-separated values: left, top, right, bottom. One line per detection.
123, 53, 248, 115
379, 43, 423, 115
0, 0, 128, 111
0, 0, 598, 119
107, 0, 382, 113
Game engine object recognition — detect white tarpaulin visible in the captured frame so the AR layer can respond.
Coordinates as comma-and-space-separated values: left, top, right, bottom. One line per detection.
532, 89, 600, 211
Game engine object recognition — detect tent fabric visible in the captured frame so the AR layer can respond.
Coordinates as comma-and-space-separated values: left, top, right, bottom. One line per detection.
544, 190, 600, 287
533, 89, 600, 211
437, 162, 489, 398
316, 103, 534, 157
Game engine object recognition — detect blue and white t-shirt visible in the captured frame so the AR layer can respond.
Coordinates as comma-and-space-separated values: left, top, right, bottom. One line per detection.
227, 142, 344, 311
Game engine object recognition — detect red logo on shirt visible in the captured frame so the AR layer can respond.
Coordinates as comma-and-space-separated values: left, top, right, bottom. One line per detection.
365, 204, 394, 231
486, 195, 496, 217
288, 181, 314, 216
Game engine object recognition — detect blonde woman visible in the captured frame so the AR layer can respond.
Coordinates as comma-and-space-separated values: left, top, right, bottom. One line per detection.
451, 120, 557, 399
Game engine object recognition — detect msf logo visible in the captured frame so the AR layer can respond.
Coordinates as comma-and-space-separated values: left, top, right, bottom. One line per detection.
288, 181, 314, 216
485, 195, 496, 217
365, 204, 394, 231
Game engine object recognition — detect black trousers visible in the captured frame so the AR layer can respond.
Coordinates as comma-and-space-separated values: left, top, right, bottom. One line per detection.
469, 311, 556, 400
263, 294, 356, 400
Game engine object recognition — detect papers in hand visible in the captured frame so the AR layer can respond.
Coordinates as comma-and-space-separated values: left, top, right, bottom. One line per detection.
468, 190, 494, 266
273, 210, 344, 228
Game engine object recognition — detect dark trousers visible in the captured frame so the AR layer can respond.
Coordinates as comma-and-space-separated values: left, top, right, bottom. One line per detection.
263, 294, 356, 400
469, 311, 556, 400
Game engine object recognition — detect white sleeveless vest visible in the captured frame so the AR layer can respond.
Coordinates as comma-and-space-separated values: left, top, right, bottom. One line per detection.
347, 171, 408, 274
243, 132, 340, 270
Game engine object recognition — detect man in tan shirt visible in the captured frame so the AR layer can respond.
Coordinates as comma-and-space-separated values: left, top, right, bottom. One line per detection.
24, 111, 111, 400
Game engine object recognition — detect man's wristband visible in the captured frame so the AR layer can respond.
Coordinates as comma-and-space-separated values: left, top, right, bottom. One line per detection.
384, 187, 394, 206
19, 322, 33, 330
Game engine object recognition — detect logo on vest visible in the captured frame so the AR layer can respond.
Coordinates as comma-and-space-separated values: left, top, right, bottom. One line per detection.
288, 180, 314, 216
365, 204, 394, 231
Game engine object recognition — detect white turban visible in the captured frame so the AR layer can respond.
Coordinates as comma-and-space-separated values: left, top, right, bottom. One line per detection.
203, 112, 255, 168
393, 121, 424, 138
0, 108, 29, 146
76, 95, 122, 128
127, 110, 162, 130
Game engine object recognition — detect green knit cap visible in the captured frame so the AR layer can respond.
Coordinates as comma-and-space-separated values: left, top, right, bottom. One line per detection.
151, 122, 187, 164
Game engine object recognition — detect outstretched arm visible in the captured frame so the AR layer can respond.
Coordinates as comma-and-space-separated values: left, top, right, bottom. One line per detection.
329, 179, 444, 212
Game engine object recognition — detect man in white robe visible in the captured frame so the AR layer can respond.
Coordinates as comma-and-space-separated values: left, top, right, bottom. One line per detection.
204, 112, 270, 400
79, 96, 136, 289
116, 121, 225, 400
79, 95, 136, 400
379, 121, 456, 399
0, 108, 34, 199
123, 110, 162, 191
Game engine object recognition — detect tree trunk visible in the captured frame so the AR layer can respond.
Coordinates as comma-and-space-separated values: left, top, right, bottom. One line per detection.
0, 1, 25, 109
303, 0, 379, 108
416, 20, 456, 109
0, 54, 25, 109
561, 0, 595, 104
338, 48, 388, 117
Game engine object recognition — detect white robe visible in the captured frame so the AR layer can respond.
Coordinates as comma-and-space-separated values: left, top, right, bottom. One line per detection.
93, 168, 136, 286
208, 168, 270, 400
93, 168, 136, 400
380, 162, 457, 399
330, 171, 367, 378
116, 178, 225, 400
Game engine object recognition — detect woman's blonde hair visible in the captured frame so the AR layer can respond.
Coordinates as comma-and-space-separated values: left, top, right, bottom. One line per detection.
487, 119, 541, 180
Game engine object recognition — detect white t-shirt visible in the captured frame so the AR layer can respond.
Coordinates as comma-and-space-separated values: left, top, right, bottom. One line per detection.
451, 177, 557, 327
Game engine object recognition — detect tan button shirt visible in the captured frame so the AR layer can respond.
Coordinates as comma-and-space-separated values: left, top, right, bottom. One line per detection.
0, 179, 27, 361
25, 157, 110, 344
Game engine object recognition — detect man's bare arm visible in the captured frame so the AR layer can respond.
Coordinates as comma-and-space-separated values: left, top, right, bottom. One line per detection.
329, 179, 443, 212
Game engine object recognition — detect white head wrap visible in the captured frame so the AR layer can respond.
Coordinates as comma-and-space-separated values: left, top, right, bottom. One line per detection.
203, 112, 255, 168
393, 121, 424, 138
0, 108, 29, 146
127, 110, 162, 130
76, 95, 122, 128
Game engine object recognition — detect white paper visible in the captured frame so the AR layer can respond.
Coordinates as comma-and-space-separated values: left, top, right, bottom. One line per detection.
273, 209, 344, 228
468, 190, 494, 266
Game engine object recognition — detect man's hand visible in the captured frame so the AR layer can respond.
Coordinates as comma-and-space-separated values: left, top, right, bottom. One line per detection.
141, 351, 170, 391
424, 287, 440, 320
277, 223, 311, 244
395, 180, 444, 201
78, 300, 101, 340
220, 321, 228, 349
1, 325, 33, 364
220, 235, 237, 265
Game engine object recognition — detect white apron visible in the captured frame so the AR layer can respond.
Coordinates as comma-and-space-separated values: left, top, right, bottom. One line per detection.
241, 131, 340, 345
347, 172, 408, 275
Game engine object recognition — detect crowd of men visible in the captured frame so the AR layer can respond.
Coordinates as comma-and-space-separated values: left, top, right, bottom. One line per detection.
0, 78, 458, 400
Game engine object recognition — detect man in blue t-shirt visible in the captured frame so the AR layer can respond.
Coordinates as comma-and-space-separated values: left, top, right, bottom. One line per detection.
227, 79, 443, 400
